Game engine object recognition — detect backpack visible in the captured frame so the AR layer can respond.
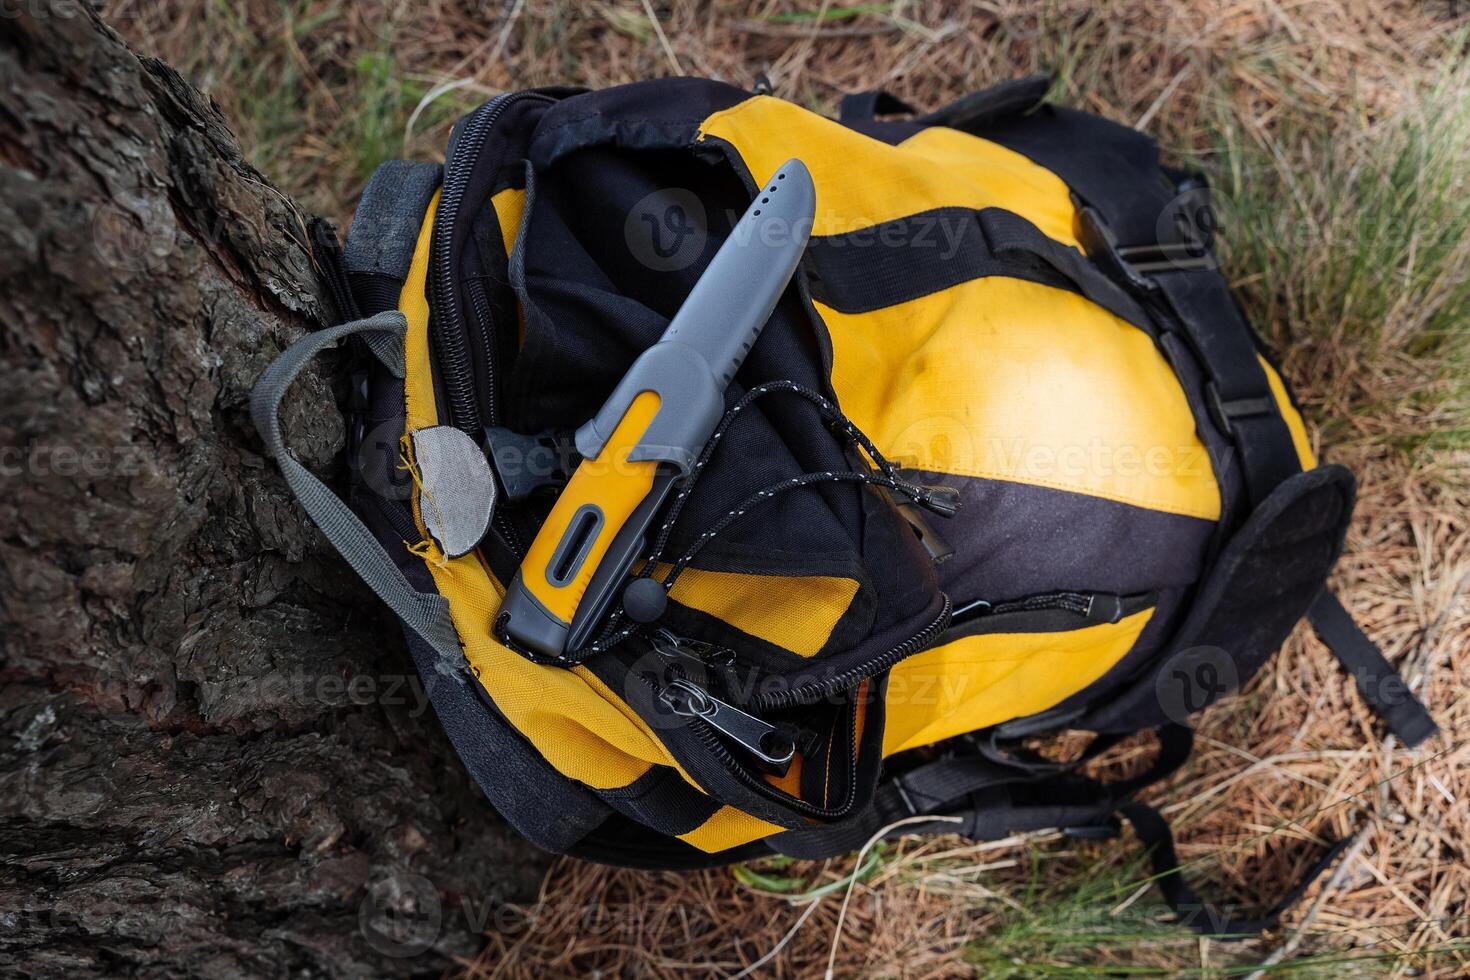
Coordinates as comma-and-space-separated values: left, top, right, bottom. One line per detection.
251, 74, 1437, 935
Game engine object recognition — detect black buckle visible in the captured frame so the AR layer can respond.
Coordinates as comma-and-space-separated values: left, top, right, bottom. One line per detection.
1205, 381, 1278, 437
1076, 202, 1215, 293
483, 426, 577, 500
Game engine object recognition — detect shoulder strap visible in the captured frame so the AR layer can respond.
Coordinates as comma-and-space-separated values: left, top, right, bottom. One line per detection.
252, 313, 627, 854
249, 312, 466, 669
1307, 591, 1437, 747
778, 725, 1353, 936
344, 161, 444, 315
1077, 199, 1301, 502
1116, 800, 1359, 937
984, 103, 1435, 745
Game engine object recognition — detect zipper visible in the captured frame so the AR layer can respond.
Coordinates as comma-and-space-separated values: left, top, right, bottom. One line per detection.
429, 91, 550, 557
430, 91, 542, 434
640, 597, 951, 819
994, 591, 1094, 616
953, 590, 1097, 623
950, 590, 1149, 640
649, 595, 953, 712
650, 628, 738, 687
466, 275, 498, 421
753, 594, 953, 711
654, 670, 859, 820
659, 679, 795, 769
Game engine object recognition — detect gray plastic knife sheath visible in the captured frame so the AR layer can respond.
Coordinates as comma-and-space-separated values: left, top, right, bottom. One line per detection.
496, 159, 817, 662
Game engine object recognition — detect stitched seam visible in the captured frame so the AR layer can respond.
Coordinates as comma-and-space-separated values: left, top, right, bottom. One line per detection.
821, 714, 838, 809
695, 96, 767, 141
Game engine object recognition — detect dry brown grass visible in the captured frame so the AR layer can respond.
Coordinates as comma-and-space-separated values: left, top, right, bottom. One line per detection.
107, 1, 1470, 975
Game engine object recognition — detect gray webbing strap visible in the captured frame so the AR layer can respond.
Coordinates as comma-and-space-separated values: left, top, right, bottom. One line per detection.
249, 312, 465, 666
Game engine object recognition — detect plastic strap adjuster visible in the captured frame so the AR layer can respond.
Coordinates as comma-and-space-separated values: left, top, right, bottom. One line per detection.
1205, 381, 1278, 437
1076, 201, 1215, 293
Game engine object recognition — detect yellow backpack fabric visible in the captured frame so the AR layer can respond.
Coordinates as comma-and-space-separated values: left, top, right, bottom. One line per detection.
253, 77, 1433, 909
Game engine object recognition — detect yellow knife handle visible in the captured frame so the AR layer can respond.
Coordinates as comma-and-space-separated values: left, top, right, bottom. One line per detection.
498, 391, 661, 658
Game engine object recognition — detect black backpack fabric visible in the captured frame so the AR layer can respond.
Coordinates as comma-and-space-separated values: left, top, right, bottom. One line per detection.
251, 74, 1437, 934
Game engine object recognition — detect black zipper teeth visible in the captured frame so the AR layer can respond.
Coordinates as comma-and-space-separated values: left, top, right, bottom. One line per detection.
466, 277, 497, 423
989, 591, 1093, 617
476, 248, 525, 566
430, 92, 530, 434
494, 509, 525, 557
429, 93, 545, 557
752, 594, 954, 712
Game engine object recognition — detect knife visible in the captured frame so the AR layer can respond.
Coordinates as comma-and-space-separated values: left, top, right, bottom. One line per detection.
496, 158, 816, 661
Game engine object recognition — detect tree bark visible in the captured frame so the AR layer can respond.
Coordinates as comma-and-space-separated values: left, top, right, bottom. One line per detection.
0, 4, 545, 976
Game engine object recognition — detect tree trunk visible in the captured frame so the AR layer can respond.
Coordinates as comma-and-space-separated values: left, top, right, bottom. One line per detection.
0, 4, 545, 975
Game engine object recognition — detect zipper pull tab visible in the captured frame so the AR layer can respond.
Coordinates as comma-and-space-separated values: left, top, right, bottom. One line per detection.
651, 630, 739, 688
652, 628, 734, 664
660, 678, 795, 772
950, 597, 992, 624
